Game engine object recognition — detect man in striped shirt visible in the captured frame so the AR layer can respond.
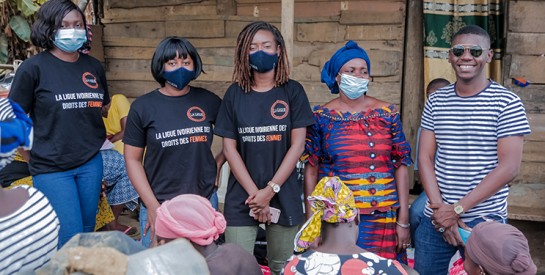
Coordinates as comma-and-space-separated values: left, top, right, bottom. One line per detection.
414, 25, 531, 274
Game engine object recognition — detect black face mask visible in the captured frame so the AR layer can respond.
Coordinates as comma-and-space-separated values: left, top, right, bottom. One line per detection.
163, 67, 195, 90
249, 50, 278, 73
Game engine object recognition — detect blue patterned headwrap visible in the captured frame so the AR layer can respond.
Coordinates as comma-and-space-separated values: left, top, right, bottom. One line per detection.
321, 40, 371, 94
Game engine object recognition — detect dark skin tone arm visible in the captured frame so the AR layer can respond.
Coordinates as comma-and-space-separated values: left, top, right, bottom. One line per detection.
303, 162, 319, 220
108, 116, 127, 143
394, 165, 411, 252
425, 134, 524, 246
214, 144, 226, 188
223, 128, 307, 224
223, 137, 271, 223
124, 144, 160, 246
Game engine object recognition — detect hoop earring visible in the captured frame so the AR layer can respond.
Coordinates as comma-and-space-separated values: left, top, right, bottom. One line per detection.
479, 265, 486, 275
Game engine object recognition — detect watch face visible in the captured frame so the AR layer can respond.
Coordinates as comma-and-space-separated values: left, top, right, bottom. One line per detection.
273, 185, 280, 193
454, 205, 463, 214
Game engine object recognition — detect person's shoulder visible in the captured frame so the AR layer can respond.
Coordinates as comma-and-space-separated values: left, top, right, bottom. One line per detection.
284, 79, 305, 91
17, 52, 48, 69
369, 97, 396, 112
131, 90, 159, 106
486, 81, 520, 100
191, 86, 221, 101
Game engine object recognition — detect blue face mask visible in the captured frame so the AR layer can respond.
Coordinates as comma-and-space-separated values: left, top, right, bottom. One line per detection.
249, 50, 278, 73
338, 73, 369, 100
163, 67, 195, 90
54, 28, 87, 53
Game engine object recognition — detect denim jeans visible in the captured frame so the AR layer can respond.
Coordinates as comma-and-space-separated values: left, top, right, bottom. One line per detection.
409, 192, 427, 246
139, 203, 152, 248
414, 214, 505, 275
33, 153, 103, 248
209, 191, 219, 211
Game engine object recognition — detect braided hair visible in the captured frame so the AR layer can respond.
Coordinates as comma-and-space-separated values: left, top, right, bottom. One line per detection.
232, 21, 290, 92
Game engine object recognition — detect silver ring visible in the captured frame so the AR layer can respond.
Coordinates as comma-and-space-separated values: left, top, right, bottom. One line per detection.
403, 243, 410, 247
439, 227, 445, 233
431, 220, 437, 226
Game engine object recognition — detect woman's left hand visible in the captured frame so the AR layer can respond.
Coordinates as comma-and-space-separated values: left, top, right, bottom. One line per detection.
396, 225, 411, 252
246, 188, 274, 213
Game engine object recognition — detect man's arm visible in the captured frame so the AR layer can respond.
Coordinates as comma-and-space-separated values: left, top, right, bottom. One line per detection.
418, 129, 441, 205
458, 135, 523, 212
431, 135, 524, 245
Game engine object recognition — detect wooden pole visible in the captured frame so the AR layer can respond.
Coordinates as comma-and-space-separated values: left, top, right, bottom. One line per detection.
402, 0, 424, 190
281, 0, 294, 72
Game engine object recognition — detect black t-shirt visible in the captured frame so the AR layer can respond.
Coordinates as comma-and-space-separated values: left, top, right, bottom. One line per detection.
9, 52, 109, 175
215, 80, 314, 227
123, 87, 221, 204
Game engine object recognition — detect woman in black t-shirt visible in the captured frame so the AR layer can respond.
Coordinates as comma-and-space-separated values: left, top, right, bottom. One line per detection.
123, 37, 223, 248
9, 0, 109, 248
214, 21, 314, 275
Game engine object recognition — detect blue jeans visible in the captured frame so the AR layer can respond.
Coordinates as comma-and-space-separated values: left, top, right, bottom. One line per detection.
33, 153, 103, 248
139, 203, 152, 248
209, 191, 219, 211
414, 214, 505, 275
409, 192, 427, 246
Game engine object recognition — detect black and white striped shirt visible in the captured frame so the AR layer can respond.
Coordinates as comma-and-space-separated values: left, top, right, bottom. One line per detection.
421, 81, 531, 222
0, 185, 59, 274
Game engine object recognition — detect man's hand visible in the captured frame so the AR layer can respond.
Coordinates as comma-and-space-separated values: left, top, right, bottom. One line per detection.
430, 203, 460, 229
440, 224, 462, 246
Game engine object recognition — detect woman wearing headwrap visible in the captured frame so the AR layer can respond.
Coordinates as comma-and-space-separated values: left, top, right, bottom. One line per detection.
302, 40, 412, 260
284, 176, 407, 275
464, 221, 537, 275
155, 194, 262, 275
0, 98, 60, 273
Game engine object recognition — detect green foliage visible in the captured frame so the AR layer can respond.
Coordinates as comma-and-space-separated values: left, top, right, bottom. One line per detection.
9, 15, 31, 42
17, 0, 40, 17
0, 0, 45, 64
0, 34, 8, 63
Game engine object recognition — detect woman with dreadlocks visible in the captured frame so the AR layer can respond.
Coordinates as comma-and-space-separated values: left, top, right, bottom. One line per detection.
215, 21, 314, 275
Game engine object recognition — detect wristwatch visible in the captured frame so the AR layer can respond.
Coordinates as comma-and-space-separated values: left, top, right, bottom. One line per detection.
267, 181, 281, 193
453, 203, 464, 215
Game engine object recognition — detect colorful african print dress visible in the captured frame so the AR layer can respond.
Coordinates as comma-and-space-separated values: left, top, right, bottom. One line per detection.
303, 105, 412, 259
282, 250, 408, 275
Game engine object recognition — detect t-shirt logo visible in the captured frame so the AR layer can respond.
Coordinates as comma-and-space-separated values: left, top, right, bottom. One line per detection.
82, 72, 98, 89
187, 106, 206, 122
270, 100, 289, 120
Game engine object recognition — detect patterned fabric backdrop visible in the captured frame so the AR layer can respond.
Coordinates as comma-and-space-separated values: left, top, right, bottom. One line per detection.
423, 0, 504, 88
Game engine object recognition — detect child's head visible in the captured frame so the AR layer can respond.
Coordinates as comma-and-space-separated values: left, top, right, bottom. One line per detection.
426, 78, 450, 98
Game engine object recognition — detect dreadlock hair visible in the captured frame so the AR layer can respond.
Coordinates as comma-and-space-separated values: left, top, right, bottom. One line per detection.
232, 21, 290, 92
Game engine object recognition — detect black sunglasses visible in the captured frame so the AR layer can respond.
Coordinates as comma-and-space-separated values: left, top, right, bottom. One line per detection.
450, 45, 486, 58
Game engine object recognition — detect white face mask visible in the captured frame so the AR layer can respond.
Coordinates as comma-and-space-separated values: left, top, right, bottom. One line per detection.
53, 28, 87, 53
338, 73, 369, 100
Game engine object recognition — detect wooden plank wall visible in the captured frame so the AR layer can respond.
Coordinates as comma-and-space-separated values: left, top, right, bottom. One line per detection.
504, 1, 545, 184
101, 0, 406, 108
100, 0, 408, 164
